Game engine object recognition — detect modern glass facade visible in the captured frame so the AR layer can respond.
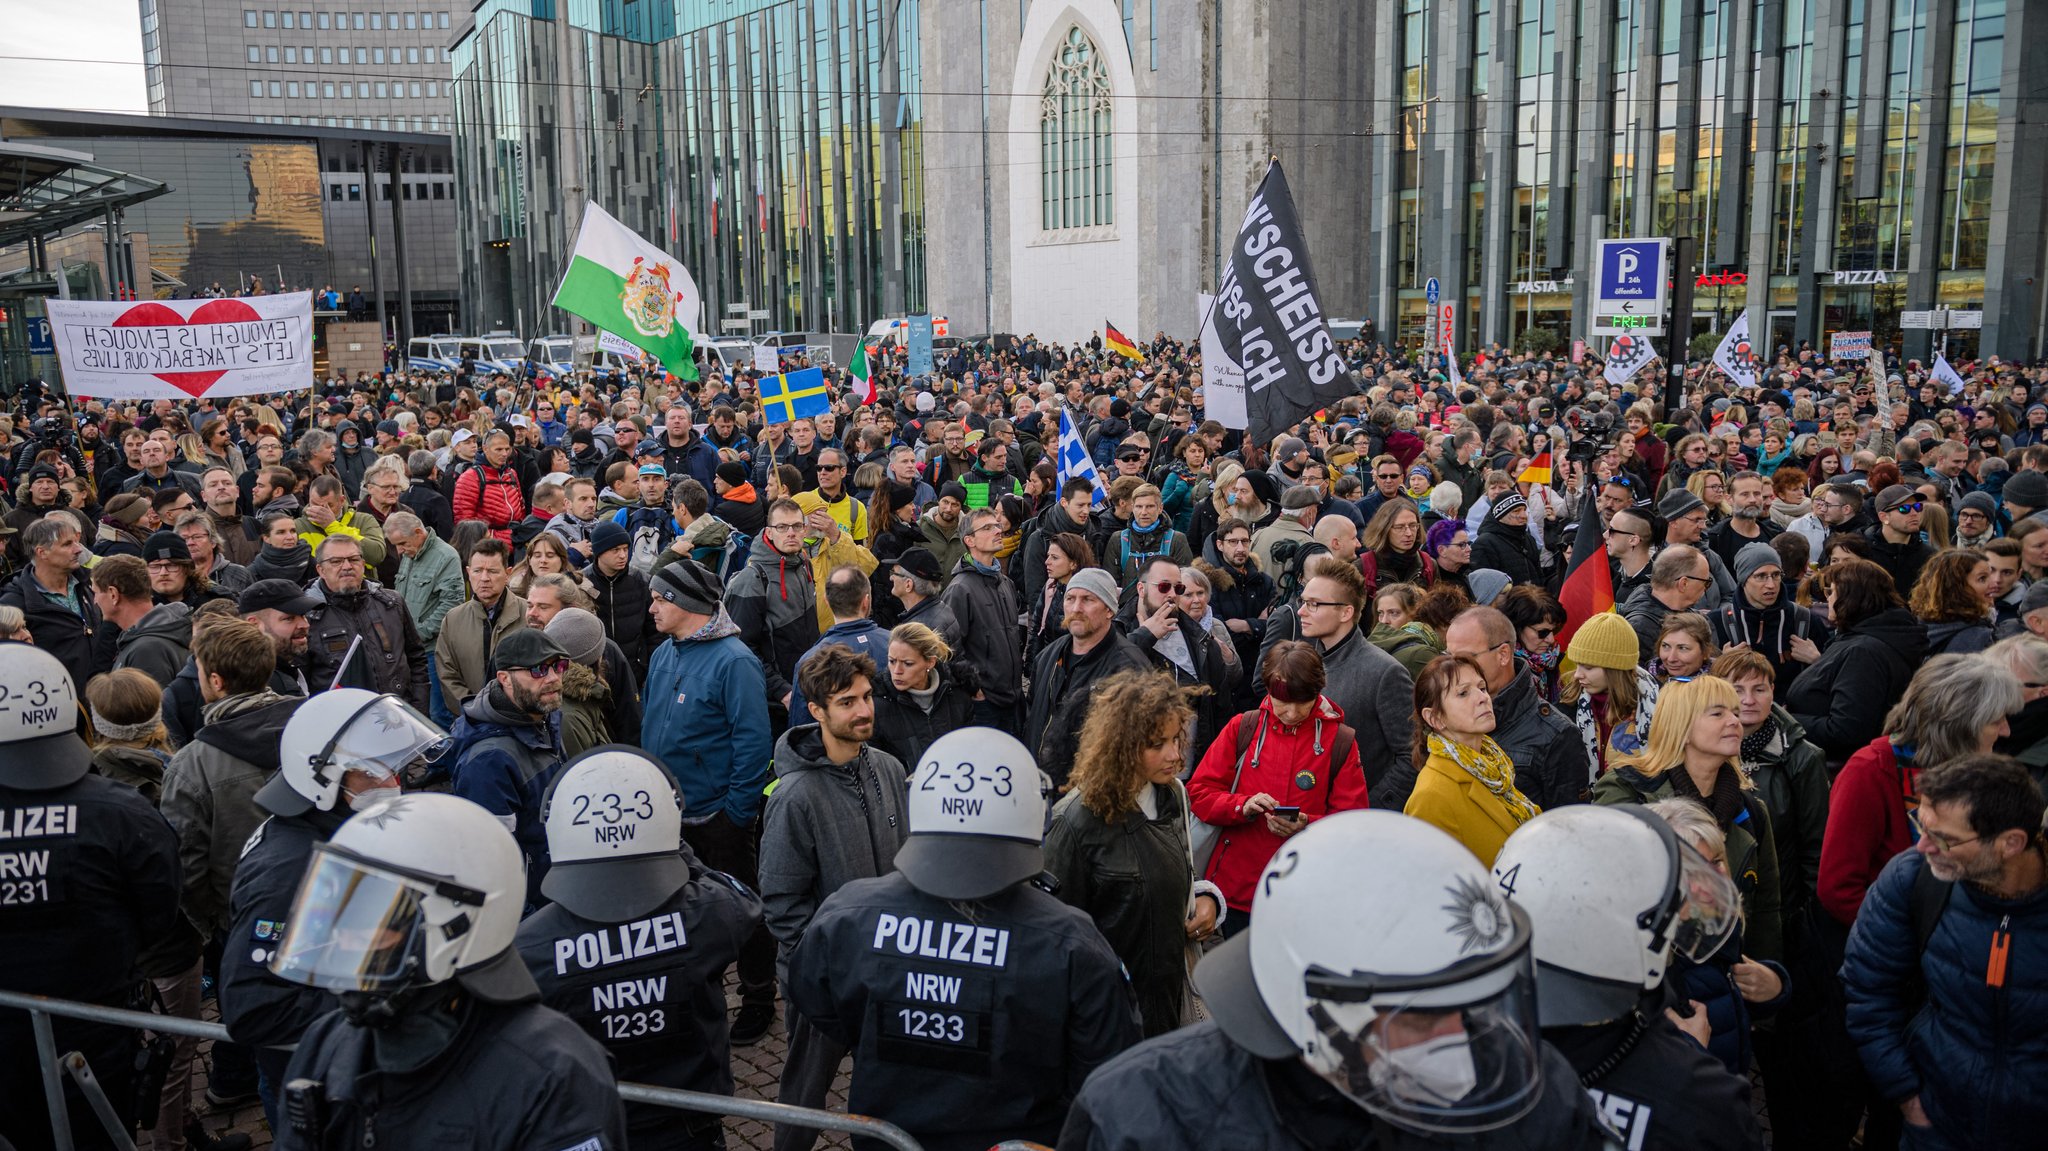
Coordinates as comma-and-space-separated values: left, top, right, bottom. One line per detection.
451, 0, 926, 340
1364, 0, 2046, 362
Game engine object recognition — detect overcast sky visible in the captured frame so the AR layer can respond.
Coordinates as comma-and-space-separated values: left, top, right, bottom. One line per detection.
0, 0, 149, 114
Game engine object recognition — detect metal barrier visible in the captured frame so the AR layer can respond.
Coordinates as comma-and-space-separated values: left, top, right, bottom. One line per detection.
0, 988, 924, 1151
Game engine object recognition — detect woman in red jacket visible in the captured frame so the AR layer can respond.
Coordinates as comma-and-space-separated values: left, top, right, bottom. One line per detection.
451, 428, 526, 544
1187, 640, 1370, 934
1816, 653, 2015, 927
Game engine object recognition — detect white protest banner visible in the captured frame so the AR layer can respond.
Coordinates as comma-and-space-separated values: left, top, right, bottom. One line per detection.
1712, 310, 1757, 388
1197, 292, 1248, 430
46, 292, 314, 400
753, 343, 781, 375
1830, 330, 1873, 361
1603, 332, 1657, 388
595, 329, 645, 362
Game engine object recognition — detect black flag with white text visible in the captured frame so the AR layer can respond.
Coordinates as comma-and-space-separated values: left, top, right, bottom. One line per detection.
1206, 160, 1350, 445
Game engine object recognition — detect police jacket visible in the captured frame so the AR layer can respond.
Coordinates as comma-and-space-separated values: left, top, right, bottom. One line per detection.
0, 772, 181, 1006
1057, 1019, 1612, 1151
516, 854, 764, 1151
1488, 660, 1592, 811
448, 684, 566, 908
1546, 1015, 1764, 1151
219, 803, 350, 1090
302, 580, 430, 709
276, 992, 626, 1151
787, 871, 1142, 1151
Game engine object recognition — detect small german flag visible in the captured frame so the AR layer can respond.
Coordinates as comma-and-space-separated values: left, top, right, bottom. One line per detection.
1516, 452, 1553, 486
1104, 321, 1142, 362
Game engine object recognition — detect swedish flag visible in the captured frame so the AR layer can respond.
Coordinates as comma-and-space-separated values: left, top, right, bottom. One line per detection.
759, 366, 832, 425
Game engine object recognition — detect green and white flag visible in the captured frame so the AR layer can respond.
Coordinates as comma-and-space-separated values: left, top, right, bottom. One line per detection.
552, 202, 701, 380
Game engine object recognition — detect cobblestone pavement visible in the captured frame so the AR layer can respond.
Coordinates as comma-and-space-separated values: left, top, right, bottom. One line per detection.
193, 977, 851, 1151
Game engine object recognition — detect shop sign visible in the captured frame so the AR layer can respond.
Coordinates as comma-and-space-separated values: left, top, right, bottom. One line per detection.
1511, 279, 1569, 294
1696, 271, 1747, 287
1829, 270, 1891, 285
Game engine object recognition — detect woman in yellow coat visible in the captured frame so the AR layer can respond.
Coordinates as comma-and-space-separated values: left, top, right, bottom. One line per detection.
1404, 654, 1541, 865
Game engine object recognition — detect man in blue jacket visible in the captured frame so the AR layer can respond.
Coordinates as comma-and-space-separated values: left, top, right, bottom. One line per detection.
1842, 753, 2048, 1150
643, 557, 779, 1043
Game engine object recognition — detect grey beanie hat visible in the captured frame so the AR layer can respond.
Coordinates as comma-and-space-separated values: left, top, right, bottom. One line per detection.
1959, 491, 1998, 520
1467, 568, 1512, 606
1066, 567, 1120, 613
2003, 469, 2048, 510
545, 607, 608, 667
1734, 542, 1782, 588
650, 558, 724, 614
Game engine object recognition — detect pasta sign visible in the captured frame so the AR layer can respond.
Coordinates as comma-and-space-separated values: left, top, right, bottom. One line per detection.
45, 292, 315, 399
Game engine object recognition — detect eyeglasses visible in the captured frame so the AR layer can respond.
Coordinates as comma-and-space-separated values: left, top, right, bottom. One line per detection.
1297, 596, 1347, 612
1603, 526, 1640, 539
1908, 808, 1980, 853
146, 561, 186, 573
765, 522, 806, 533
514, 658, 570, 679
1153, 580, 1187, 596
1376, 471, 1402, 480
816, 464, 844, 472
318, 555, 364, 567
1530, 626, 1557, 640
1681, 573, 1713, 586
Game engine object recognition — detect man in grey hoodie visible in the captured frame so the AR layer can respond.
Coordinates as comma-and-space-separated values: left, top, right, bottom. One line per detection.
759, 644, 909, 1151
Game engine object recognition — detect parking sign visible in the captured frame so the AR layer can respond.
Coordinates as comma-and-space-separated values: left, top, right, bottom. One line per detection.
25, 316, 53, 355
1592, 238, 1670, 335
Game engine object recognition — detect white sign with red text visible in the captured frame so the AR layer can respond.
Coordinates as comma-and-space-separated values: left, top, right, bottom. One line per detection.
45, 292, 314, 399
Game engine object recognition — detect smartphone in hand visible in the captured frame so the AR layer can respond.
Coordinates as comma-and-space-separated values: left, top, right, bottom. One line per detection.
1270, 806, 1302, 821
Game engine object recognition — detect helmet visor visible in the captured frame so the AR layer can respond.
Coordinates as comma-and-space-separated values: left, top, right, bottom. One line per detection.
326, 696, 450, 782
268, 845, 431, 992
1301, 941, 1544, 1135
1670, 835, 1743, 963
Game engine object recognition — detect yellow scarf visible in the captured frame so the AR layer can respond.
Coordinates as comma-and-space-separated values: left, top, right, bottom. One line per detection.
1427, 732, 1540, 825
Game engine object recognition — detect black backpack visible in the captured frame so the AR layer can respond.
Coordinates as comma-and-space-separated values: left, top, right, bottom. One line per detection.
1271, 539, 1330, 607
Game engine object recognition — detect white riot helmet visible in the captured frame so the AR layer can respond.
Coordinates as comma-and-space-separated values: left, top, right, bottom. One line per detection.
269, 793, 533, 1025
0, 643, 89, 788
258, 688, 448, 816
897, 728, 1048, 901
1194, 810, 1545, 1135
1492, 804, 1741, 1028
541, 745, 688, 921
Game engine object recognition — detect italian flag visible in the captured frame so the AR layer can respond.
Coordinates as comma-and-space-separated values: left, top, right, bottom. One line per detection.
552, 202, 701, 381
849, 340, 879, 405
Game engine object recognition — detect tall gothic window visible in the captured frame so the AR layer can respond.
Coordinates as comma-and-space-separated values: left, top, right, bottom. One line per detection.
1041, 26, 1114, 230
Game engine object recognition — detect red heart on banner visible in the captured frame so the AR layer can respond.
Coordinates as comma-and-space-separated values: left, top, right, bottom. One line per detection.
112, 299, 263, 397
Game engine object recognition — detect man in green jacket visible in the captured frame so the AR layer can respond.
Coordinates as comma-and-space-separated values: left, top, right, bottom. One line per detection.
389, 510, 466, 726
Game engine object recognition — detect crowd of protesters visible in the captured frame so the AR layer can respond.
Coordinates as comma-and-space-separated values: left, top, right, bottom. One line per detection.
1, 326, 2046, 1151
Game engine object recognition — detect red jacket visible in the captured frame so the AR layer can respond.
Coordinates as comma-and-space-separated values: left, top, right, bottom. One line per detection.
452, 463, 526, 543
1187, 696, 1370, 912
1817, 736, 1916, 927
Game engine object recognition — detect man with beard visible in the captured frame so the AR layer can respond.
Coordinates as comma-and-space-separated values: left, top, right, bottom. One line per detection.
1120, 556, 1233, 758
1203, 516, 1276, 669
920, 420, 975, 489
759, 644, 910, 1151
1025, 568, 1148, 787
1707, 470, 1781, 571
1866, 484, 1937, 595
917, 483, 969, 581
1020, 478, 1096, 599
449, 628, 570, 907
1657, 488, 1735, 609
198, 465, 258, 566
655, 402, 721, 491
4, 463, 66, 566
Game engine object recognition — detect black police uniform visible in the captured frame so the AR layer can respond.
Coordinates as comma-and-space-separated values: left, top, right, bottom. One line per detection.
217, 804, 351, 1095
0, 772, 181, 1151
275, 990, 625, 1151
785, 871, 1142, 1151
1058, 1021, 1615, 1151
1546, 1014, 1765, 1151
515, 854, 765, 1151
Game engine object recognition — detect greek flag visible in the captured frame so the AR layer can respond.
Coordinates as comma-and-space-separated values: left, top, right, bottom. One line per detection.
1057, 409, 1107, 507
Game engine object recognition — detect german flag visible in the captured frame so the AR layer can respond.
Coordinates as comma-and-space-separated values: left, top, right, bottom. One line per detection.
1104, 321, 1143, 362
1516, 452, 1553, 486
1556, 488, 1615, 651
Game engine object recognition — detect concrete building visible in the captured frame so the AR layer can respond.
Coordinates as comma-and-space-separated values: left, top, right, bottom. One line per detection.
140, 0, 459, 132
925, 0, 2048, 362
449, 0, 925, 340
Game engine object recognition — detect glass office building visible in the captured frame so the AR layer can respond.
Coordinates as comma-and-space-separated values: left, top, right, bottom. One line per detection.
451, 0, 925, 339
1371, 0, 2044, 362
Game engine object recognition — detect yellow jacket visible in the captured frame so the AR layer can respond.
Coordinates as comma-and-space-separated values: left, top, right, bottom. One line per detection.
295, 507, 387, 569
794, 491, 878, 631
1402, 750, 1535, 867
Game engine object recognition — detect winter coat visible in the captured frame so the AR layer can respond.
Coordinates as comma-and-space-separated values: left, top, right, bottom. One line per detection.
937, 557, 1023, 708
1104, 518, 1194, 592
1368, 621, 1441, 679
302, 580, 430, 709
1545, 1014, 1766, 1151
1592, 764, 1784, 963
247, 540, 314, 585
1404, 745, 1534, 867
917, 510, 968, 584
1670, 927, 1790, 1075
397, 479, 456, 541
640, 612, 773, 827
787, 618, 892, 719
1863, 530, 1936, 600
112, 602, 192, 684
158, 692, 304, 938
556, 659, 613, 757
870, 660, 979, 770
1842, 849, 2048, 1149
724, 543, 821, 705
1739, 706, 1831, 917
1027, 630, 1151, 787
393, 534, 464, 645
1119, 604, 1233, 763
294, 505, 387, 570
1782, 606, 1928, 764
1186, 697, 1370, 911
1487, 660, 1591, 811
657, 432, 721, 493
1044, 782, 1199, 1037
1312, 627, 1419, 812
713, 483, 766, 538
433, 592, 526, 710
589, 562, 659, 675
897, 592, 961, 647
1923, 617, 1994, 656
1469, 516, 1544, 585
1705, 590, 1829, 686
757, 725, 908, 977
448, 682, 566, 907
1017, 502, 1088, 601
1, 566, 102, 692
1817, 736, 1922, 927
451, 461, 527, 542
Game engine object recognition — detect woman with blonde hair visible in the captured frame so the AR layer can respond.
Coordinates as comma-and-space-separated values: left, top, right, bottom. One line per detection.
85, 668, 175, 801
1191, 459, 1266, 548
1404, 654, 1538, 866
1688, 469, 1734, 526
507, 531, 596, 600
1045, 669, 1226, 1036
1592, 675, 1784, 961
1652, 611, 1718, 685
1561, 611, 1656, 777
870, 621, 979, 769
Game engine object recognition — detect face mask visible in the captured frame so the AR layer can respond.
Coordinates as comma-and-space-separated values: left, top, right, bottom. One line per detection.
1368, 1034, 1479, 1107
347, 786, 402, 811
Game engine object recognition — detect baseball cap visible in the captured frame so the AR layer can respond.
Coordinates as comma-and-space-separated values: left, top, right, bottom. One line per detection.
1876, 484, 1917, 513
542, 747, 690, 921
494, 628, 568, 672
895, 728, 1047, 901
0, 643, 91, 788
238, 578, 320, 616
638, 462, 668, 478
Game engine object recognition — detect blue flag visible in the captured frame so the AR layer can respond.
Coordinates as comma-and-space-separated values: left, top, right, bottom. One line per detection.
1056, 409, 1107, 506
759, 366, 832, 425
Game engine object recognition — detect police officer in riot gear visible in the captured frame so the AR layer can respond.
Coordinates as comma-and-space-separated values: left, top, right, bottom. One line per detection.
785, 728, 1141, 1151
1492, 805, 1764, 1150
1059, 810, 1613, 1151
0, 643, 182, 1151
267, 792, 626, 1151
515, 746, 765, 1151
217, 688, 448, 1124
